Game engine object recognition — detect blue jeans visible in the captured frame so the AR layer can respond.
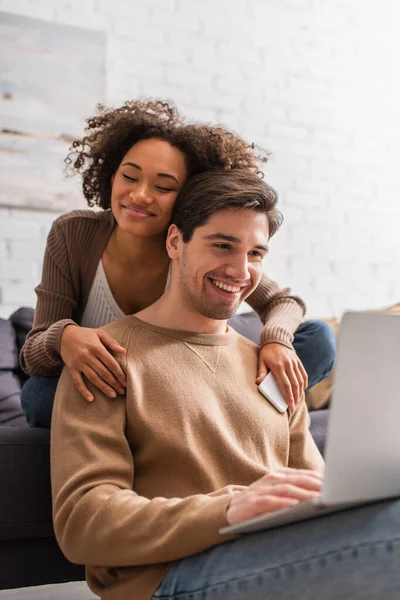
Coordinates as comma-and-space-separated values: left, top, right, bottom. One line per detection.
20, 373, 59, 428
293, 319, 336, 390
153, 499, 400, 599
20, 319, 336, 429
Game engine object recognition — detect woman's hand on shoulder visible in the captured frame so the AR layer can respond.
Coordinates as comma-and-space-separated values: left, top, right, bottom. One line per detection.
256, 343, 308, 411
60, 325, 127, 402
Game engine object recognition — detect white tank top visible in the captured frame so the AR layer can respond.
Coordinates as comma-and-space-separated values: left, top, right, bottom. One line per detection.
80, 260, 171, 329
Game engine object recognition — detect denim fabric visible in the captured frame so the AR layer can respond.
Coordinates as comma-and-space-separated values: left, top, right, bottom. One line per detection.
293, 320, 336, 390
20, 374, 59, 428
153, 499, 400, 599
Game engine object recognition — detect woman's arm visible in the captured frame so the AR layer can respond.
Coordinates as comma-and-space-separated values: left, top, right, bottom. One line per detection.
20, 220, 78, 376
246, 273, 306, 350
247, 274, 308, 408
20, 217, 127, 400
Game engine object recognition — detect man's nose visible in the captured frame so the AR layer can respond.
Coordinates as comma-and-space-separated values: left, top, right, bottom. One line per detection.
225, 255, 250, 281
129, 185, 152, 204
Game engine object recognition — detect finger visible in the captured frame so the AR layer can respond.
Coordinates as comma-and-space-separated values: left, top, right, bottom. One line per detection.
292, 365, 304, 403
275, 466, 323, 478
272, 368, 295, 410
93, 345, 127, 387
87, 357, 126, 395
294, 362, 305, 399
252, 472, 322, 494
285, 364, 301, 408
270, 471, 323, 492
82, 365, 120, 399
255, 469, 323, 489
298, 359, 308, 390
268, 482, 321, 502
97, 330, 126, 354
251, 493, 300, 515
255, 360, 269, 384
228, 493, 300, 525
70, 369, 94, 402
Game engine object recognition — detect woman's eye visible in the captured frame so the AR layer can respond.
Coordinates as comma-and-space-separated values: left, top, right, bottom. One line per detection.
123, 174, 138, 182
156, 186, 175, 193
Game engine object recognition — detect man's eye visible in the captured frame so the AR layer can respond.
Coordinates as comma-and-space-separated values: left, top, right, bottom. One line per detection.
123, 174, 138, 182
249, 250, 264, 258
214, 243, 231, 250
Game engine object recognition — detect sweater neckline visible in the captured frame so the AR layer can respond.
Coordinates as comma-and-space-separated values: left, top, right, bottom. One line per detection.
129, 315, 238, 346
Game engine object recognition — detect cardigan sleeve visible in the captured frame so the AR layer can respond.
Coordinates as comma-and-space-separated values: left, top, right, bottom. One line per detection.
246, 272, 306, 350
20, 220, 78, 376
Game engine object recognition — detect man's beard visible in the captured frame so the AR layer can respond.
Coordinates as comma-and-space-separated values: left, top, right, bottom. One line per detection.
179, 248, 241, 320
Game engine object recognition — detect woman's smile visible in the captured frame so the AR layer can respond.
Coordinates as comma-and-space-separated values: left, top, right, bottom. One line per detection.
122, 203, 156, 218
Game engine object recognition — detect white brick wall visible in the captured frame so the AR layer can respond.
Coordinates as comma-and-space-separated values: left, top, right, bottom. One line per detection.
1, 0, 400, 319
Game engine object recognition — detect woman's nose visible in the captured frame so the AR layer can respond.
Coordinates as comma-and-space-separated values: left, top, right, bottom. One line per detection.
129, 185, 152, 204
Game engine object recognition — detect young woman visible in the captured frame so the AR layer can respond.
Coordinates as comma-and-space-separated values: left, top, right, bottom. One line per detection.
20, 100, 336, 428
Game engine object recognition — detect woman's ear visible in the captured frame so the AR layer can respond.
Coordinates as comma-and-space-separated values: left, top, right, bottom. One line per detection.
166, 224, 182, 260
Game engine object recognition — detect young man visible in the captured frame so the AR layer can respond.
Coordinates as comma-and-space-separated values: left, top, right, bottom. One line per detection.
51, 171, 400, 600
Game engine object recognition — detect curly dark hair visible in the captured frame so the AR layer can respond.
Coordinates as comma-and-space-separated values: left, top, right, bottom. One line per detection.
65, 99, 269, 209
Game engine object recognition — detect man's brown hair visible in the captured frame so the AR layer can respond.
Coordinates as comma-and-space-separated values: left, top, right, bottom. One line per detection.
171, 169, 283, 242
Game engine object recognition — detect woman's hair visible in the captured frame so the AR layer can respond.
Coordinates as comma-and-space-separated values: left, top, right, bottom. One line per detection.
65, 99, 269, 209
171, 169, 283, 242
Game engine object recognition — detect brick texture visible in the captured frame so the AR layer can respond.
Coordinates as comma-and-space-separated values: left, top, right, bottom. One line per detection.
0, 0, 399, 319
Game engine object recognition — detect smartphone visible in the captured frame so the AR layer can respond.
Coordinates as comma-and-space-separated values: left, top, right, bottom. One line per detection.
258, 372, 288, 413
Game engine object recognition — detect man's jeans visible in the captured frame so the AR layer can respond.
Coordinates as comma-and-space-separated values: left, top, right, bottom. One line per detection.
20, 319, 336, 428
153, 498, 400, 599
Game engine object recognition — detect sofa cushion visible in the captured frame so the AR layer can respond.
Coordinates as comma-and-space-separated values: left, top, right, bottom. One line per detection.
309, 409, 328, 456
9, 307, 35, 354
0, 371, 27, 427
0, 316, 26, 426
0, 319, 18, 371
228, 311, 263, 344
0, 426, 53, 541
9, 307, 35, 385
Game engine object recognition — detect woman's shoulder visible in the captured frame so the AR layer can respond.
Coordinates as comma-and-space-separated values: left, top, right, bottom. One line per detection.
52, 209, 114, 230
46, 209, 114, 255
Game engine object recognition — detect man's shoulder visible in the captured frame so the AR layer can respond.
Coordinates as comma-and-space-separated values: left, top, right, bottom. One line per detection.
101, 316, 142, 348
230, 328, 260, 354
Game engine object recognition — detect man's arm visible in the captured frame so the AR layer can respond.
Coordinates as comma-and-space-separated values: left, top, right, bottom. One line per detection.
51, 369, 239, 568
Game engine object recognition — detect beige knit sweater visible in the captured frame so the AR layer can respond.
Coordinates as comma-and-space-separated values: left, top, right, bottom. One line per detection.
20, 210, 306, 376
51, 316, 323, 600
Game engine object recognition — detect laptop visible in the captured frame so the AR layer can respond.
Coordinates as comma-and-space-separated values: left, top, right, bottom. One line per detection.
220, 311, 400, 536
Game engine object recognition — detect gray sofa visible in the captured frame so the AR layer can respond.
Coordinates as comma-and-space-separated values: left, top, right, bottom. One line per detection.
0, 308, 85, 589
0, 308, 328, 590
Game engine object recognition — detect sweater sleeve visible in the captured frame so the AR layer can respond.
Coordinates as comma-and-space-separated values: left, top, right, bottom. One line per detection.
245, 273, 306, 350
51, 368, 237, 568
20, 220, 78, 376
288, 398, 325, 473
